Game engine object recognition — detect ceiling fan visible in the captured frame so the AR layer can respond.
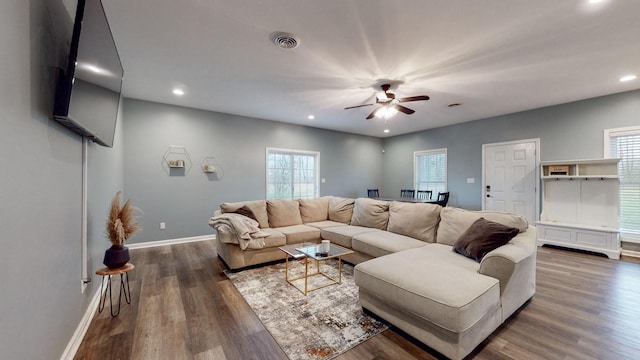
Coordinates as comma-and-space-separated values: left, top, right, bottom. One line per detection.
344, 84, 430, 120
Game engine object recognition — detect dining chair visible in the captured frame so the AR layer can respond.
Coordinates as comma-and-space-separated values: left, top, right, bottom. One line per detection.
400, 189, 415, 198
367, 188, 379, 198
436, 192, 450, 206
416, 190, 433, 199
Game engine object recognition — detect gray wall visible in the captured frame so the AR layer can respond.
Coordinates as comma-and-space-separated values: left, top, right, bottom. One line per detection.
0, 1, 124, 358
381, 89, 640, 210
122, 99, 383, 242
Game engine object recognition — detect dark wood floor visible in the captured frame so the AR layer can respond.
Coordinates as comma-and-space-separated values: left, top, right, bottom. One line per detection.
74, 241, 640, 360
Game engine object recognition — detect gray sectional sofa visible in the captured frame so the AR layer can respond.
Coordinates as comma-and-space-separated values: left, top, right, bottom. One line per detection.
209, 196, 536, 359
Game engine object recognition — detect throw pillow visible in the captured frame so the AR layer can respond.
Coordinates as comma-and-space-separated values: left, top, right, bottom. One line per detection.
230, 205, 258, 222
453, 217, 519, 262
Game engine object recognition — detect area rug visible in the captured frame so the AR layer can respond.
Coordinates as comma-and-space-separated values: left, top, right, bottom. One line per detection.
225, 259, 387, 360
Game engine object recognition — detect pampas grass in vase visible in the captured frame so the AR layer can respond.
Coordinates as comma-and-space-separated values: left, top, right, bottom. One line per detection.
103, 191, 142, 269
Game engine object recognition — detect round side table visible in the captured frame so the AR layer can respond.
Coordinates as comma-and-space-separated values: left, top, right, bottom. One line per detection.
96, 263, 134, 317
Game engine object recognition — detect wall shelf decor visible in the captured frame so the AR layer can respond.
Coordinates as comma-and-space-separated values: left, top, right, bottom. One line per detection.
162, 146, 192, 173
536, 158, 621, 259
200, 156, 224, 179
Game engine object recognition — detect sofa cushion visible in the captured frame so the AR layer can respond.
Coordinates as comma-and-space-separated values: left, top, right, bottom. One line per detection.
328, 197, 355, 224
453, 218, 520, 262
352, 230, 428, 258
267, 199, 303, 228
276, 224, 321, 244
298, 197, 330, 223
304, 220, 346, 229
221, 200, 269, 228
387, 201, 441, 243
320, 225, 377, 249
350, 198, 390, 230
437, 207, 529, 246
354, 246, 500, 333
259, 228, 287, 248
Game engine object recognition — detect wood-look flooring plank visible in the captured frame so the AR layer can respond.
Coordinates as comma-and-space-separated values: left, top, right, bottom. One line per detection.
194, 346, 227, 360
74, 241, 640, 360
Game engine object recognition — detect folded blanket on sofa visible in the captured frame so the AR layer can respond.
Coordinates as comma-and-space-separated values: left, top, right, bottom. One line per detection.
209, 213, 270, 250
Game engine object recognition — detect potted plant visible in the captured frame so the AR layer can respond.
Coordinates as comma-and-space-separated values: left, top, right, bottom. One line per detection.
103, 191, 142, 269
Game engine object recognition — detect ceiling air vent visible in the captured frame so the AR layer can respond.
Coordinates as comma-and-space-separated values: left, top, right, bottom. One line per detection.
270, 32, 300, 49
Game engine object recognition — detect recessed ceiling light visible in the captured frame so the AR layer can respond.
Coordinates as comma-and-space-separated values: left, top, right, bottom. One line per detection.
383, 129, 390, 133
588, 0, 604, 4
307, 115, 315, 120
619, 74, 637, 82
172, 88, 185, 96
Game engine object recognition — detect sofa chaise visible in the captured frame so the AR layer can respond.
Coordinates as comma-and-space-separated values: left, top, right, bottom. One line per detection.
208, 196, 536, 359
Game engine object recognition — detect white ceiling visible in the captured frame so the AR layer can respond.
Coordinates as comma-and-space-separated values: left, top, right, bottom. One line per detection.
98, 0, 639, 138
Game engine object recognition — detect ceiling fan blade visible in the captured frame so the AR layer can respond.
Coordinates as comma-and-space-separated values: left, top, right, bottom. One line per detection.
344, 103, 375, 110
394, 104, 415, 115
398, 95, 430, 102
366, 108, 380, 119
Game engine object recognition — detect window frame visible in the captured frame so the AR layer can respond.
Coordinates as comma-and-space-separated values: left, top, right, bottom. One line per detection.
265, 147, 320, 200
604, 126, 640, 243
413, 148, 448, 195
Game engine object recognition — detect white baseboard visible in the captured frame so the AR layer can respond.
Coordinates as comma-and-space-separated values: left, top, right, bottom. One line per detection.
60, 234, 215, 360
59, 283, 103, 360
621, 249, 640, 259
128, 234, 215, 250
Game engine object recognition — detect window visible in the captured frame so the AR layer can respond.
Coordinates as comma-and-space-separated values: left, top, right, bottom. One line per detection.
605, 126, 640, 241
414, 148, 447, 194
266, 148, 319, 200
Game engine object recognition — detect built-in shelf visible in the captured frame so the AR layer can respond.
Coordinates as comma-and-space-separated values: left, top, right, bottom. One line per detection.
536, 220, 619, 233
540, 175, 618, 180
537, 158, 621, 259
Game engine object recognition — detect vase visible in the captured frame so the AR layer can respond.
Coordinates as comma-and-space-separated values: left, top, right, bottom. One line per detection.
103, 244, 130, 269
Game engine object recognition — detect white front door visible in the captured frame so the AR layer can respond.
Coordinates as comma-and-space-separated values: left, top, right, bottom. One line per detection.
483, 139, 539, 224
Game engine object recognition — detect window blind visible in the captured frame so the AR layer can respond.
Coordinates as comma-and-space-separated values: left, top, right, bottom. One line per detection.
609, 132, 640, 238
414, 149, 447, 194
267, 149, 319, 200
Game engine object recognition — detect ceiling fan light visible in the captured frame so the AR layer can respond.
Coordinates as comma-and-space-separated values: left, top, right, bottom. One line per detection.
375, 106, 398, 120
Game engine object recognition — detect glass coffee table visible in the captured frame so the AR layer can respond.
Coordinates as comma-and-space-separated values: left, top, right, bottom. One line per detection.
279, 243, 354, 295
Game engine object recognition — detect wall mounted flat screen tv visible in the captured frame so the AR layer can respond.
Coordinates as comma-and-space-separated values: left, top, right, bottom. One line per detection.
53, 0, 123, 148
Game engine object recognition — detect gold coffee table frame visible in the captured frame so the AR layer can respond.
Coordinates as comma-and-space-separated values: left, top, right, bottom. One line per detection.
279, 243, 354, 296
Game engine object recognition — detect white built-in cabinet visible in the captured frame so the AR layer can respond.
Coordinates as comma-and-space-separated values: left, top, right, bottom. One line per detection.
536, 158, 621, 259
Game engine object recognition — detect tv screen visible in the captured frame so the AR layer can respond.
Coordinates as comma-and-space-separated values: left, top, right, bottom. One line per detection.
53, 0, 123, 148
